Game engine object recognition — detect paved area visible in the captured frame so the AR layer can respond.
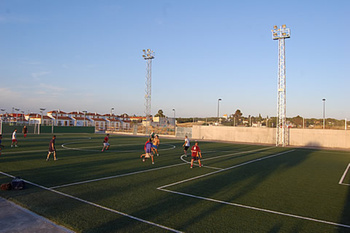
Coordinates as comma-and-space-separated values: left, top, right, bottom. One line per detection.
0, 197, 74, 233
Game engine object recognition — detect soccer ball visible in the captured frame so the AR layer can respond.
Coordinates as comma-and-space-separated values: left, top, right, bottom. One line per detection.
142, 158, 145, 162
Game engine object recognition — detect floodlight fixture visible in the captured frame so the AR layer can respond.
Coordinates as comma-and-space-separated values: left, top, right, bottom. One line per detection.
271, 24, 290, 40
142, 49, 155, 60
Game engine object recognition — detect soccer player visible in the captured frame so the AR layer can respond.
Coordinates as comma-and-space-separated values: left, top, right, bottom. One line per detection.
102, 134, 110, 152
183, 135, 190, 157
11, 129, 18, 147
23, 126, 28, 138
0, 134, 4, 156
142, 138, 154, 164
46, 135, 57, 161
152, 135, 160, 156
190, 141, 202, 168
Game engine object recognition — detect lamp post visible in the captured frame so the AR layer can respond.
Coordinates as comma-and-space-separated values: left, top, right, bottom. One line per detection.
51, 110, 58, 134
83, 111, 87, 127
172, 108, 176, 134
39, 108, 46, 134
322, 98, 326, 129
110, 108, 114, 130
0, 108, 5, 134
217, 98, 222, 124
14, 108, 20, 124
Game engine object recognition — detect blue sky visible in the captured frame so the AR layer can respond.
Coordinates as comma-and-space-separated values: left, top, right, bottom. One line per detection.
0, 0, 349, 119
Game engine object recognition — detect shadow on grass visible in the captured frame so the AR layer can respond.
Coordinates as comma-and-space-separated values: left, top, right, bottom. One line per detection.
160, 142, 345, 232
340, 170, 350, 233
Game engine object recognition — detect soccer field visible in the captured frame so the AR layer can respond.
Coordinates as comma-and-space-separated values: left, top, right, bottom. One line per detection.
0, 133, 349, 233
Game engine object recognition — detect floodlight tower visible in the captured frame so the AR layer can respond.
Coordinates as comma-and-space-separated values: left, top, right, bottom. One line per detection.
142, 49, 155, 134
272, 25, 290, 147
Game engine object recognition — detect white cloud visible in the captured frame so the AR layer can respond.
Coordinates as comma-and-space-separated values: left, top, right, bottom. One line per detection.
31, 71, 50, 80
39, 83, 66, 92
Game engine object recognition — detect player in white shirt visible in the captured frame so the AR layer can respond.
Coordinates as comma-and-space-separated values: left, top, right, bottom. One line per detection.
183, 135, 190, 157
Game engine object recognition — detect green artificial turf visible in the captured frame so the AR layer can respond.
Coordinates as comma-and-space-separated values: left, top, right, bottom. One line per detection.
0, 133, 349, 232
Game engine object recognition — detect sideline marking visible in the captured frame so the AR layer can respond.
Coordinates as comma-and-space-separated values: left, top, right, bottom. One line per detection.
339, 163, 350, 186
0, 171, 183, 233
158, 149, 350, 229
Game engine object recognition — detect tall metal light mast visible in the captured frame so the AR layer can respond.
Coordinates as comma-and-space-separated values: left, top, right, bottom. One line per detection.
272, 25, 290, 147
142, 49, 155, 134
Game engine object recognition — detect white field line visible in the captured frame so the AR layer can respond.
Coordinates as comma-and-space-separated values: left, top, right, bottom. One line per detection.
158, 150, 294, 190
202, 147, 275, 162
158, 188, 350, 229
339, 163, 350, 186
158, 149, 350, 229
180, 155, 222, 170
54, 147, 277, 189
1, 148, 66, 155
61, 142, 176, 153
50, 162, 186, 189
0, 171, 183, 233
179, 147, 274, 170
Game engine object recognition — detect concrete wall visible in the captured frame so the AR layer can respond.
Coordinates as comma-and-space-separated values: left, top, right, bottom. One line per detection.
175, 127, 192, 138
192, 125, 350, 149
289, 128, 350, 148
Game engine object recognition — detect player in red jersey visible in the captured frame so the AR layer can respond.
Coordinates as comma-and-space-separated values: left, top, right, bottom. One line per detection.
190, 141, 202, 168
101, 134, 110, 152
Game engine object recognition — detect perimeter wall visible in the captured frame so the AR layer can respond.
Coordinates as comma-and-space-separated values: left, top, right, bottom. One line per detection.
192, 125, 350, 149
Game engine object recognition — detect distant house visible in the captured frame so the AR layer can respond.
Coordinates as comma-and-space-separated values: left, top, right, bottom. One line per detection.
129, 116, 146, 123
87, 113, 107, 130
118, 114, 131, 130
103, 114, 121, 130
68, 111, 92, 126
153, 116, 175, 127
47, 110, 72, 126
25, 113, 53, 125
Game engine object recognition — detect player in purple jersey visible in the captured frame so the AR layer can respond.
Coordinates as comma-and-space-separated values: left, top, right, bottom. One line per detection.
140, 138, 154, 164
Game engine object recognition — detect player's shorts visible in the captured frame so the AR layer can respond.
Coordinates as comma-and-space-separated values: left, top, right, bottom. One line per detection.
184, 146, 189, 151
152, 145, 158, 149
12, 139, 17, 143
191, 155, 198, 161
145, 153, 151, 158
103, 142, 110, 146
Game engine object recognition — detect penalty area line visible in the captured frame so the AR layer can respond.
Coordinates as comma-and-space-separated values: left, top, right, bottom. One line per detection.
160, 150, 295, 190
158, 149, 350, 229
158, 188, 350, 229
0, 171, 183, 233
339, 163, 350, 186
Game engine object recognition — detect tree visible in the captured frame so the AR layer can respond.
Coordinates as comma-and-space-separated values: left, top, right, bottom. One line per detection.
292, 115, 303, 128
231, 109, 243, 125
154, 109, 165, 118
